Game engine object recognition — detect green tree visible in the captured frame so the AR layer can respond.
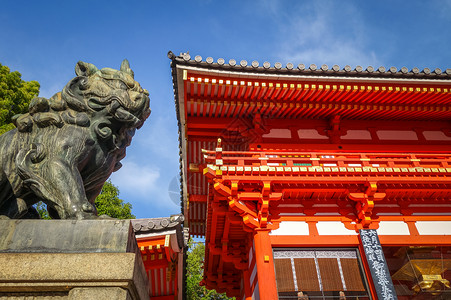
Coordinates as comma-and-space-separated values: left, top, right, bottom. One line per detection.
0, 63, 40, 135
34, 180, 135, 219
186, 239, 235, 300
35, 202, 51, 220
95, 180, 135, 219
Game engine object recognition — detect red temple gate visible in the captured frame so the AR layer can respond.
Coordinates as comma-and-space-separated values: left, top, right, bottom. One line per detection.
170, 52, 451, 299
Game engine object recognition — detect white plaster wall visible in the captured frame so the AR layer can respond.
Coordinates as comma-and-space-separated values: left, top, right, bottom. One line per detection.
416, 221, 451, 235
269, 221, 309, 235
316, 221, 357, 235
376, 221, 410, 235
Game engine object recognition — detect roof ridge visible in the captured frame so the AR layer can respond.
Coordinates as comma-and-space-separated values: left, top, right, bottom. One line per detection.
168, 51, 451, 80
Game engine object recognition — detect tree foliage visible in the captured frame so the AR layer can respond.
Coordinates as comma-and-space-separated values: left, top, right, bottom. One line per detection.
95, 180, 135, 219
34, 180, 135, 219
0, 63, 40, 135
35, 202, 51, 220
186, 239, 235, 300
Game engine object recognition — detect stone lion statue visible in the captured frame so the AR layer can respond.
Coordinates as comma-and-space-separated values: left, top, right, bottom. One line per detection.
0, 60, 150, 219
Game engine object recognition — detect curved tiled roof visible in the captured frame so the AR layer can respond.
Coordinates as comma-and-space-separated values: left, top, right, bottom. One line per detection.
131, 214, 184, 233
168, 50, 451, 224
168, 51, 451, 80
132, 214, 187, 249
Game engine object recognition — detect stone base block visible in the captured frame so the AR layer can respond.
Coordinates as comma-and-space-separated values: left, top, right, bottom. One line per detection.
0, 220, 149, 300
69, 287, 131, 300
0, 253, 148, 299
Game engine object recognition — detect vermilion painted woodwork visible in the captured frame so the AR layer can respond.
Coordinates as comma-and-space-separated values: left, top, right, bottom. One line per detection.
253, 230, 278, 300
177, 66, 451, 298
137, 236, 179, 299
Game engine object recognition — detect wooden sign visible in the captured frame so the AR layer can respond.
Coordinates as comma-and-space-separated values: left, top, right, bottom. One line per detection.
359, 229, 397, 300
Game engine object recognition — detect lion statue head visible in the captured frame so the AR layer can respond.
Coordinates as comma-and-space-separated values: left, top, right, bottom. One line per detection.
13, 59, 150, 155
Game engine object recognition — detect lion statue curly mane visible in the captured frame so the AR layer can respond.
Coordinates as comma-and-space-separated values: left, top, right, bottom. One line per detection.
0, 60, 150, 219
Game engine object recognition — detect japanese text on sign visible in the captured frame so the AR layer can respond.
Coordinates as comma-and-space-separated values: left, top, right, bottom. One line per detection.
360, 229, 397, 300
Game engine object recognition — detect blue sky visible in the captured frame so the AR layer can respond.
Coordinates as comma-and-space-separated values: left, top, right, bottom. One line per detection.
1, 0, 450, 219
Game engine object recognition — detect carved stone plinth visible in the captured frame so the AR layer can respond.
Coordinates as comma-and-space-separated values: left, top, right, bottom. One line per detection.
0, 220, 149, 300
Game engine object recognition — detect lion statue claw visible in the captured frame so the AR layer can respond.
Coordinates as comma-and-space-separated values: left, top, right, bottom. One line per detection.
0, 60, 150, 219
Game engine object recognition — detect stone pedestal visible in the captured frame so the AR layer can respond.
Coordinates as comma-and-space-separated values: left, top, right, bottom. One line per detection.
0, 220, 149, 300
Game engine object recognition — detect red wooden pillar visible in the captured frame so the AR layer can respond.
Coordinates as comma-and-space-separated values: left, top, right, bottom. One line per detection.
253, 229, 278, 299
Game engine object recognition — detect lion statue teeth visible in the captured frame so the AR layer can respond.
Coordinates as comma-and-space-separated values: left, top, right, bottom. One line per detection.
0, 60, 150, 219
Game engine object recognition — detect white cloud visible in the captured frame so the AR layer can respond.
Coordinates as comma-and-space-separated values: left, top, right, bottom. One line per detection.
134, 114, 179, 161
110, 161, 160, 197
110, 158, 182, 216
262, 0, 381, 68
438, 0, 451, 20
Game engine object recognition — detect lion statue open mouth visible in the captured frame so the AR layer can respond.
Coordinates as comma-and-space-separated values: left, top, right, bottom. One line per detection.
0, 60, 150, 219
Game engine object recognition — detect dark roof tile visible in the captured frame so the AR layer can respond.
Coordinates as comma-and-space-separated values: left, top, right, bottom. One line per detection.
131, 214, 184, 234
169, 51, 451, 80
